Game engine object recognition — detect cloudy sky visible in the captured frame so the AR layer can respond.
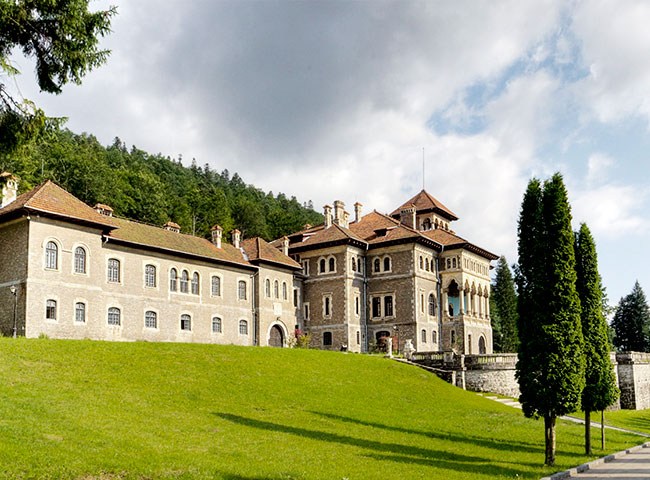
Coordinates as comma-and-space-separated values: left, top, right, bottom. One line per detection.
9, 0, 650, 306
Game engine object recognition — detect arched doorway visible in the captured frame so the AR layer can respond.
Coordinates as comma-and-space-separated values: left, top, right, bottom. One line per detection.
269, 325, 284, 347
478, 336, 486, 354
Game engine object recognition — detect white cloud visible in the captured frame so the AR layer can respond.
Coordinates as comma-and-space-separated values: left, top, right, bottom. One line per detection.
586, 152, 615, 184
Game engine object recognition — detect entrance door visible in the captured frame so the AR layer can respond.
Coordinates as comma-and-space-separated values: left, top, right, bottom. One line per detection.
269, 325, 284, 347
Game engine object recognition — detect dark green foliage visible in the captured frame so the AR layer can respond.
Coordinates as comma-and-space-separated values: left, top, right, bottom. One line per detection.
612, 281, 650, 352
492, 256, 518, 353
0, 0, 115, 153
516, 173, 585, 465
575, 223, 619, 453
1, 129, 323, 241
489, 295, 503, 352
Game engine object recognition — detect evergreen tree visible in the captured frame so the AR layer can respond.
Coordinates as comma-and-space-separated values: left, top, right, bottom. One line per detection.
489, 295, 503, 352
516, 174, 585, 466
492, 256, 518, 352
612, 281, 650, 352
574, 223, 619, 454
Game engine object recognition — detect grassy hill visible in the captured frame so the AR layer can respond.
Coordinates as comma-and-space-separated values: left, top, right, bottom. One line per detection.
0, 339, 644, 479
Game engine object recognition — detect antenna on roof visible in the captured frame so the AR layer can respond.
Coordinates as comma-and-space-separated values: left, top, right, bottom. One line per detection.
422, 147, 425, 191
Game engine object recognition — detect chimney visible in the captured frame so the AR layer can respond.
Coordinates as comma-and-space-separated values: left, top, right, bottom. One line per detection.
163, 221, 181, 233
281, 236, 289, 256
231, 228, 241, 248
303, 223, 312, 230
354, 202, 363, 223
0, 172, 19, 208
323, 205, 332, 228
333, 200, 345, 226
211, 224, 223, 248
399, 205, 416, 229
94, 203, 114, 217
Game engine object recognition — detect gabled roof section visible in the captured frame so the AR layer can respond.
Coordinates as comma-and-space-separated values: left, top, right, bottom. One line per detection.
350, 210, 442, 250
422, 229, 498, 260
0, 181, 116, 229
241, 237, 301, 270
390, 189, 458, 221
107, 217, 253, 268
284, 222, 367, 253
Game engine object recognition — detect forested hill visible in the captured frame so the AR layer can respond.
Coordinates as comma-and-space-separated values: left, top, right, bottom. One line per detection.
1, 129, 323, 242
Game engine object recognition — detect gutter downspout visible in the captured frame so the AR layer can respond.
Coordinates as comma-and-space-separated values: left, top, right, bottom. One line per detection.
251, 270, 258, 346
363, 243, 369, 353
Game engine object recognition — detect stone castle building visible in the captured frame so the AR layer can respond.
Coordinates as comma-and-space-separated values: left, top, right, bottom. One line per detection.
0, 173, 497, 353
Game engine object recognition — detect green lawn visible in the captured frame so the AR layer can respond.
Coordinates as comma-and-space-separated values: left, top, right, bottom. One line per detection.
0, 338, 645, 479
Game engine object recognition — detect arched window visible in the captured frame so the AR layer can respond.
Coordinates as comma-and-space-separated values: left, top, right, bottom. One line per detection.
452, 258, 457, 268
170, 268, 178, 291
238, 280, 247, 300
320, 259, 326, 273
74, 247, 86, 274
107, 307, 120, 326
274, 280, 279, 298
211, 276, 221, 296
479, 336, 487, 354
425, 258, 430, 271
212, 317, 222, 333
423, 218, 432, 230
180, 314, 191, 331
357, 258, 362, 273
351, 257, 356, 271
282, 282, 287, 300
46, 299, 57, 320
323, 331, 332, 346
180, 270, 189, 293
145, 311, 157, 329
421, 329, 427, 343
374, 258, 380, 272
75, 302, 86, 323
107, 259, 120, 283
383, 257, 391, 271
145, 264, 156, 287
239, 319, 248, 335
191, 272, 200, 295
329, 257, 335, 272
265, 279, 271, 297
428, 294, 436, 316
419, 256, 423, 269
432, 330, 437, 344
45, 241, 58, 269
451, 330, 456, 345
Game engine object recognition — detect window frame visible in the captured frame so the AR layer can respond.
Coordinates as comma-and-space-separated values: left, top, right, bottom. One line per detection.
145, 264, 157, 288
323, 331, 333, 346
212, 316, 222, 334
46, 299, 57, 321
180, 270, 189, 293
211, 275, 222, 297
44, 240, 59, 270
180, 313, 192, 331
323, 294, 332, 319
73, 246, 87, 275
107, 307, 121, 326
191, 272, 200, 295
239, 319, 249, 335
238, 280, 247, 300
74, 302, 86, 323
170, 268, 178, 292
145, 310, 158, 329
107, 258, 121, 284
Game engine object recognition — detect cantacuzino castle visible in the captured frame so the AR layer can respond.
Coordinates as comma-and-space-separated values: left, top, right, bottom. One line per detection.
0, 172, 497, 353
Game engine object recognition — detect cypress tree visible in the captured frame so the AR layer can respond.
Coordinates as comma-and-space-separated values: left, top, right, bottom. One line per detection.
575, 223, 619, 454
612, 281, 650, 352
492, 256, 518, 352
516, 173, 585, 466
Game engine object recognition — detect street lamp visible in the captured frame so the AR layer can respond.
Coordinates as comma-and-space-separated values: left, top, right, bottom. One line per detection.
9, 286, 17, 338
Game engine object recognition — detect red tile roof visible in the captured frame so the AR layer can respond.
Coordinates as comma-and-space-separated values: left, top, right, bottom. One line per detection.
107, 216, 253, 268
0, 181, 116, 228
241, 237, 301, 269
390, 189, 458, 220
422, 229, 498, 260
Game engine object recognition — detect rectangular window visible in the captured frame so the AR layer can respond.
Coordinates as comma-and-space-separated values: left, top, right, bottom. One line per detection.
323, 331, 332, 346
303, 303, 310, 320
302, 260, 309, 276
421, 293, 425, 313
107, 259, 120, 283
145, 265, 156, 287
355, 296, 360, 316
46, 299, 57, 320
384, 296, 393, 317
356, 330, 360, 345
180, 314, 191, 331
211, 276, 221, 296
238, 280, 247, 300
75, 302, 86, 323
239, 320, 248, 335
293, 289, 298, 307
372, 297, 381, 318
323, 295, 331, 318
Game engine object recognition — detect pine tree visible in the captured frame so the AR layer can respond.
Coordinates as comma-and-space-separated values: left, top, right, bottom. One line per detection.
492, 256, 518, 352
612, 281, 650, 352
516, 173, 585, 466
574, 223, 619, 454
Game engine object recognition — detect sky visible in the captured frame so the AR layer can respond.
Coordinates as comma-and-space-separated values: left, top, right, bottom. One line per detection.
7, 0, 650, 306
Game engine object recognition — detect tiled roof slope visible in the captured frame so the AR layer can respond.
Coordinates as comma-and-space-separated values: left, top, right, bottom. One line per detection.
390, 189, 458, 220
287, 223, 366, 250
107, 216, 253, 267
0, 181, 115, 228
422, 229, 498, 260
350, 210, 441, 248
241, 237, 301, 269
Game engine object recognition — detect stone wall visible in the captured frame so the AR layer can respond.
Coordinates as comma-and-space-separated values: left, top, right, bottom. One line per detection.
616, 352, 650, 410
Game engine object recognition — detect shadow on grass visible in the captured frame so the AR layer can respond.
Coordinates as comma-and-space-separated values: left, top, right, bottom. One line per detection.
213, 412, 531, 478
310, 410, 543, 455
215, 471, 303, 480
611, 416, 650, 434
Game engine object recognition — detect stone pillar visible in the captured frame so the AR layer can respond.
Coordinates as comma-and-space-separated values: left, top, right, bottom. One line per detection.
486, 295, 490, 318
466, 290, 472, 317
442, 290, 449, 316
459, 287, 465, 314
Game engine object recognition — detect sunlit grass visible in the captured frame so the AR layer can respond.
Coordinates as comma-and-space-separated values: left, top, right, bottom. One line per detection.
0, 338, 645, 479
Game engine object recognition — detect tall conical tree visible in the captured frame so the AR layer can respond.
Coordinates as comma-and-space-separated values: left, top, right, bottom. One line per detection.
492, 256, 518, 352
516, 173, 585, 466
612, 281, 650, 352
574, 223, 619, 454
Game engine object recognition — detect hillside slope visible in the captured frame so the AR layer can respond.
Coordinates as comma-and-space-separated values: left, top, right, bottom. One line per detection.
0, 339, 642, 479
